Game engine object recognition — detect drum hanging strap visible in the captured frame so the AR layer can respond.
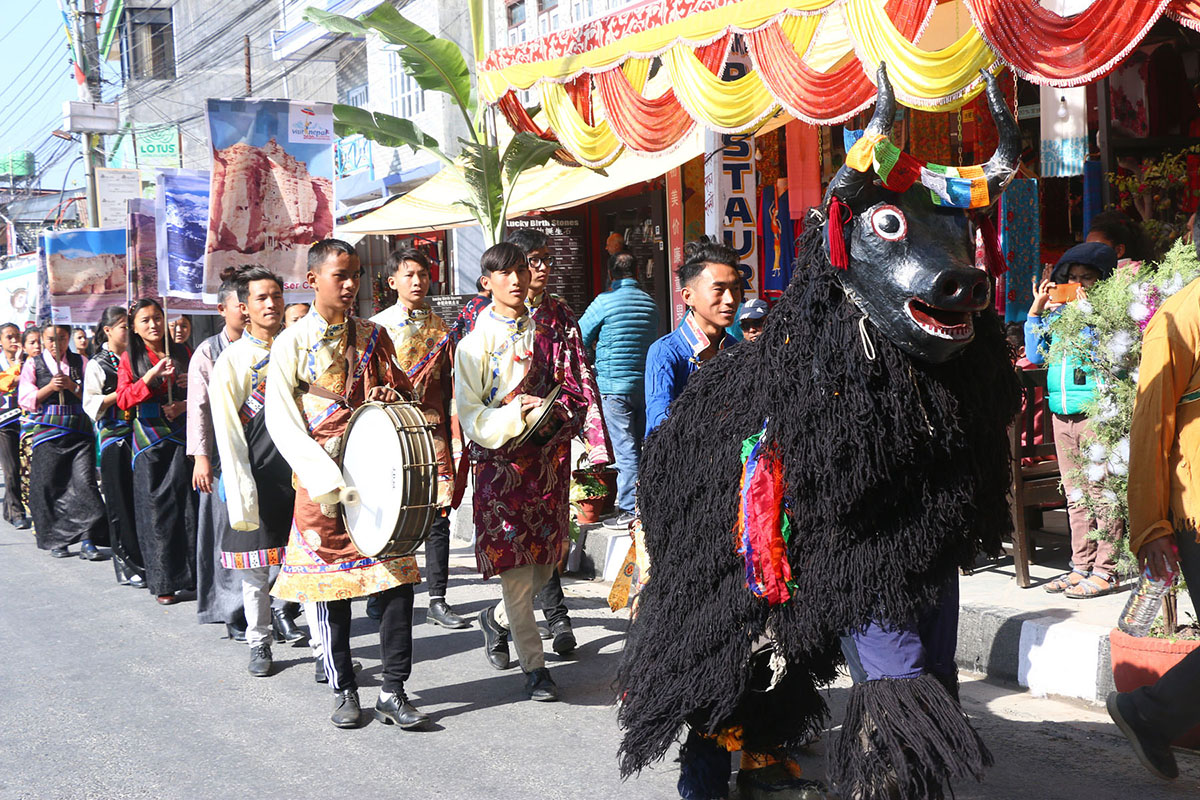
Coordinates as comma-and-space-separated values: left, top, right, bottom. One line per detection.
297, 319, 360, 407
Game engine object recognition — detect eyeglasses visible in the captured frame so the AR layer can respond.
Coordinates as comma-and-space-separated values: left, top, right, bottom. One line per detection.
527, 256, 555, 269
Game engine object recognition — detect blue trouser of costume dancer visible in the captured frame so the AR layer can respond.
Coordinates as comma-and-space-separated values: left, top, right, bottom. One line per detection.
676, 577, 959, 800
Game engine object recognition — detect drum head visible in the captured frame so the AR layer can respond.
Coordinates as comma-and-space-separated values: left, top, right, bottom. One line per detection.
341, 404, 407, 557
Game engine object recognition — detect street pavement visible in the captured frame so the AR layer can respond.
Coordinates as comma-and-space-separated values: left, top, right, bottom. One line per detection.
1, 520, 1198, 800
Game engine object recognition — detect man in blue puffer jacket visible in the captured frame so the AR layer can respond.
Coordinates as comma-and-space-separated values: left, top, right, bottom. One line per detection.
1024, 241, 1124, 599
579, 251, 658, 528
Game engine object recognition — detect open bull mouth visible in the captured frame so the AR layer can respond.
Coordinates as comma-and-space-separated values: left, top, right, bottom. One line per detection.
905, 299, 974, 341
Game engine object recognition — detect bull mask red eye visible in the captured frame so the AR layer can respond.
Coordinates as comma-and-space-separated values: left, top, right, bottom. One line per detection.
869, 205, 907, 241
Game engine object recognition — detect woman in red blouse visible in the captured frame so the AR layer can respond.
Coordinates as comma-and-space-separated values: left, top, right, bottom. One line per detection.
116, 299, 196, 605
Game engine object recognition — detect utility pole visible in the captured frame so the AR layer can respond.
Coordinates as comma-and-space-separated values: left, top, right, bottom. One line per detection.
244, 34, 252, 96
77, 0, 103, 228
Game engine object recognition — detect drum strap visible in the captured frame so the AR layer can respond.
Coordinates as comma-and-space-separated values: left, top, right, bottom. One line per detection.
297, 319, 359, 407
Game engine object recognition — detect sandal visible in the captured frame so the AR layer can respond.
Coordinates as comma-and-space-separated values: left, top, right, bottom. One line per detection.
1044, 569, 1088, 594
1065, 573, 1120, 599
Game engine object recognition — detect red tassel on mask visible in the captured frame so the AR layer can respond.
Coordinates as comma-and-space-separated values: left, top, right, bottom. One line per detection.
974, 212, 1007, 278
827, 196, 851, 270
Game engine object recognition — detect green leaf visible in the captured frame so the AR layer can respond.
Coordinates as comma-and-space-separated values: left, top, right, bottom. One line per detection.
331, 104, 452, 168
302, 7, 370, 37
456, 138, 503, 243
500, 132, 561, 185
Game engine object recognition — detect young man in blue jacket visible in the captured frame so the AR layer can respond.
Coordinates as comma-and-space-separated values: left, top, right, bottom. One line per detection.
579, 251, 658, 529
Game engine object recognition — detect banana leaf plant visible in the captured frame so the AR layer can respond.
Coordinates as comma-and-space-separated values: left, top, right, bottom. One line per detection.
304, 3, 562, 244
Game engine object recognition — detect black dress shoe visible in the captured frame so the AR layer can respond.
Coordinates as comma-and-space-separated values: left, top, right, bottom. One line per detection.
315, 658, 363, 683
524, 667, 559, 702
226, 621, 248, 643
50, 546, 70, 558
549, 619, 576, 655
112, 556, 131, 585
79, 540, 104, 561
427, 598, 470, 629
478, 607, 512, 670
1107, 691, 1179, 780
128, 572, 146, 589
331, 689, 362, 729
536, 624, 552, 640
272, 608, 307, 643
248, 644, 273, 677
374, 690, 431, 730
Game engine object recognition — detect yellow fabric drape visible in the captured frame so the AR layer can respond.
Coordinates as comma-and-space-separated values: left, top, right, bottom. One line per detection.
478, 0, 840, 100
842, 0, 998, 108
540, 82, 624, 168
662, 42, 779, 133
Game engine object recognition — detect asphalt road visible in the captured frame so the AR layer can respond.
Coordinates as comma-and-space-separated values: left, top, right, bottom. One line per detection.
1, 520, 1197, 800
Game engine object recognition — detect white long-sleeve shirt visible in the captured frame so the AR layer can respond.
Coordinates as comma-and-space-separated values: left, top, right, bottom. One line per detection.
453, 304, 535, 450
210, 333, 273, 531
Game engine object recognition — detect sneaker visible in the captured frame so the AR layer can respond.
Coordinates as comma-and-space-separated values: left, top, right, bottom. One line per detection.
603, 511, 637, 530
248, 644, 273, 677
1106, 691, 1178, 780
524, 667, 559, 702
331, 689, 362, 729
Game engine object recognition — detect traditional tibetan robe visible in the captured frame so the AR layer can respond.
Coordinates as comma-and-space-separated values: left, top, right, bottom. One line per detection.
371, 302, 457, 506
18, 351, 107, 550
529, 292, 612, 466
265, 310, 422, 602
116, 348, 197, 596
454, 305, 592, 579
0, 351, 25, 524
209, 332, 293, 567
83, 348, 143, 578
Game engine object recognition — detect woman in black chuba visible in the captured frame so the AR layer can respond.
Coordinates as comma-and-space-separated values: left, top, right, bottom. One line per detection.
17, 323, 108, 558
84, 306, 145, 589
116, 299, 196, 605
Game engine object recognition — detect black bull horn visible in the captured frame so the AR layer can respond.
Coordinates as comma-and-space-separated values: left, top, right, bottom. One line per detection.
826, 63, 1020, 206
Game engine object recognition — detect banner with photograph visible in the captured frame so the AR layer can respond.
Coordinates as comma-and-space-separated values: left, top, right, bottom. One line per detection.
155, 168, 210, 302
41, 228, 127, 325
204, 98, 334, 302
128, 198, 211, 314
0, 255, 39, 327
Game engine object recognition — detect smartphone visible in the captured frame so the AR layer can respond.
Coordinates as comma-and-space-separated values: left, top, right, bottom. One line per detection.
1049, 283, 1082, 304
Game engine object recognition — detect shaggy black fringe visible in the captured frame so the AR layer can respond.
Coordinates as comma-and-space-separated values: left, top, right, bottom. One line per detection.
829, 674, 993, 800
616, 223, 1021, 778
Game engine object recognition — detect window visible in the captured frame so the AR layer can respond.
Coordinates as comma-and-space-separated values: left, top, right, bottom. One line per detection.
346, 83, 368, 108
572, 0, 593, 22
389, 52, 425, 118
539, 0, 558, 10
507, 1, 526, 27
120, 7, 175, 80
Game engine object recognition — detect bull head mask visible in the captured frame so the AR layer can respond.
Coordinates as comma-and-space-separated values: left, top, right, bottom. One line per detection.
823, 64, 1020, 364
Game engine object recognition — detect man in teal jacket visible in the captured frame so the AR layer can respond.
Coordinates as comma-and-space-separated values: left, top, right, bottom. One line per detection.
579, 251, 658, 527
1024, 241, 1123, 598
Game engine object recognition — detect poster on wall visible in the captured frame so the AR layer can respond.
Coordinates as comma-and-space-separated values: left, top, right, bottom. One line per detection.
40, 228, 127, 325
506, 216, 589, 314
155, 168, 211, 301
129, 198, 212, 314
0, 255, 39, 327
203, 98, 334, 302
96, 168, 143, 228
135, 125, 182, 169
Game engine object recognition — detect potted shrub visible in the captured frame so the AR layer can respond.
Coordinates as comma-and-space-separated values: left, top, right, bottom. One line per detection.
1049, 240, 1200, 746
570, 470, 610, 524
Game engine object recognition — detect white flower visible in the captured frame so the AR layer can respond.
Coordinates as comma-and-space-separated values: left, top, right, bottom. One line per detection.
1088, 443, 1108, 464
1068, 488, 1085, 502
1108, 457, 1128, 477
1105, 330, 1133, 362
1131, 368, 1140, 385
1102, 489, 1119, 504
1166, 273, 1185, 295
1094, 398, 1120, 422
1076, 298, 1094, 315
1129, 301, 1151, 322
1087, 464, 1107, 482
1116, 438, 1130, 462
1131, 282, 1148, 302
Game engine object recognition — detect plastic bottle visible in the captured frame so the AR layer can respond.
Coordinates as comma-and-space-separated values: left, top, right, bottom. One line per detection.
1117, 567, 1175, 637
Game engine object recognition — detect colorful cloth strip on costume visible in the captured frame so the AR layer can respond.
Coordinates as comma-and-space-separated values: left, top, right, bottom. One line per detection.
404, 331, 451, 379
132, 406, 185, 463
96, 412, 133, 452
844, 128, 992, 209
305, 325, 380, 433
238, 384, 267, 427
26, 404, 91, 449
220, 546, 285, 570
734, 422, 795, 606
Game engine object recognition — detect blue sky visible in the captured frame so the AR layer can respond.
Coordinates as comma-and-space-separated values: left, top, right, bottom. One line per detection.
1, 1, 97, 193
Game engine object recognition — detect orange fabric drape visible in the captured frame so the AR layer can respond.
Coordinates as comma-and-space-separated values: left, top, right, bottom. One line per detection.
594, 39, 727, 152
965, 0, 1172, 85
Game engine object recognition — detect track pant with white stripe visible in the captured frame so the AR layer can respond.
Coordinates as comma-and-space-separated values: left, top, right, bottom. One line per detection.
315, 584, 415, 693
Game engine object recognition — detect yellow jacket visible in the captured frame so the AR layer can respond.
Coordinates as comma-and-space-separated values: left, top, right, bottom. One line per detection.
1129, 276, 1200, 554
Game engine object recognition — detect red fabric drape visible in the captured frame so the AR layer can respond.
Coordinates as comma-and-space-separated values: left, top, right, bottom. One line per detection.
1170, 0, 1200, 30
965, 0, 1172, 85
594, 38, 727, 152
495, 91, 581, 167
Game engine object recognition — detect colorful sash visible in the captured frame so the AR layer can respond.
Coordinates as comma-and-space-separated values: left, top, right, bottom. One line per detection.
132, 404, 185, 463
96, 409, 133, 453
238, 382, 267, 427
305, 323, 380, 433
27, 404, 92, 449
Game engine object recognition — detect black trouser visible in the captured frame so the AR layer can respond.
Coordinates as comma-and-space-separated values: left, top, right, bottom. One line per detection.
424, 512, 451, 599
317, 584, 414, 693
535, 568, 570, 626
100, 439, 144, 578
0, 424, 23, 523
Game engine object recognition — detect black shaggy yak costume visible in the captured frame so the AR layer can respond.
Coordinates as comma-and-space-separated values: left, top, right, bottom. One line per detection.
616, 218, 1021, 797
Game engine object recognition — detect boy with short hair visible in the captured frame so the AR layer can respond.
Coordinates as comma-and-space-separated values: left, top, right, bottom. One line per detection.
372, 247, 468, 630
266, 239, 431, 730
455, 242, 594, 701
209, 266, 295, 677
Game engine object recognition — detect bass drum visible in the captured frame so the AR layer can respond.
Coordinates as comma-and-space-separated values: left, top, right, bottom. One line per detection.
339, 401, 438, 558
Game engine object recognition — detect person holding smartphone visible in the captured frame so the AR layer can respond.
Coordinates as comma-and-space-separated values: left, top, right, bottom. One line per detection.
1024, 242, 1122, 599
